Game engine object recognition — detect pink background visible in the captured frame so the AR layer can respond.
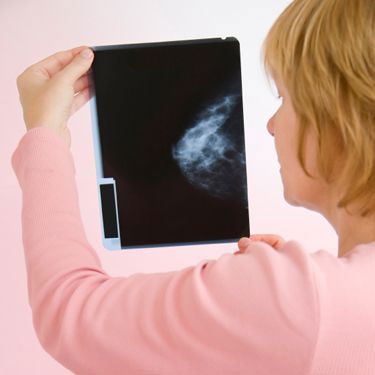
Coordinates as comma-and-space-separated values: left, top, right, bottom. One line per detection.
1, 0, 337, 373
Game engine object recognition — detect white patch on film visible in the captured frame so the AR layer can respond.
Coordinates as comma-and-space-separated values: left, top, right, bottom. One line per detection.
171, 94, 246, 201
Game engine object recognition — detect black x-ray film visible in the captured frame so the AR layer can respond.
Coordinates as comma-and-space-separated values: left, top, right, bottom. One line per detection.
88, 37, 250, 250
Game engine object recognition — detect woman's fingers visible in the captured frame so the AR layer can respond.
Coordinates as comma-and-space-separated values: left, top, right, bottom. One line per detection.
73, 74, 90, 93
236, 234, 286, 254
250, 234, 285, 250
237, 237, 254, 249
26, 46, 88, 80
70, 85, 94, 116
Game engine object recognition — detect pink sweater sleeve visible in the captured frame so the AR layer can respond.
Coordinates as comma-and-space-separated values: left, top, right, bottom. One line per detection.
11, 126, 320, 375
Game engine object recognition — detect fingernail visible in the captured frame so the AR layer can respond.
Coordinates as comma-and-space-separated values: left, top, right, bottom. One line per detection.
80, 48, 93, 59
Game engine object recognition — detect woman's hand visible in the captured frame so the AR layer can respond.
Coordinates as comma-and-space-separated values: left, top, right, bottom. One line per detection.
234, 234, 286, 255
16, 45, 95, 148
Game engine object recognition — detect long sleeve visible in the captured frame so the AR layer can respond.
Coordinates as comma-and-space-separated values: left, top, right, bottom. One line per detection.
11, 126, 320, 375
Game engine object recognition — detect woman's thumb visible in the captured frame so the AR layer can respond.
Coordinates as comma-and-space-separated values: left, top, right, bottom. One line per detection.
58, 48, 94, 85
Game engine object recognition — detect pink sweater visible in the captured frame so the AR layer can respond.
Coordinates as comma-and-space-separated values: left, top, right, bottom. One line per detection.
11, 126, 375, 375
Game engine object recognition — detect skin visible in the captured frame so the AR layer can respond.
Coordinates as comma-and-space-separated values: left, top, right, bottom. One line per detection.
16, 45, 94, 149
259, 77, 375, 257
16, 47, 374, 257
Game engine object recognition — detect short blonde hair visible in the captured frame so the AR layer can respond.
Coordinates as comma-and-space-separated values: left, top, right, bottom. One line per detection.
260, 0, 375, 217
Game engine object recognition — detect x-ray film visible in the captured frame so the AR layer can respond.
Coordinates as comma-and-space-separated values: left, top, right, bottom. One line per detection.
88, 37, 250, 250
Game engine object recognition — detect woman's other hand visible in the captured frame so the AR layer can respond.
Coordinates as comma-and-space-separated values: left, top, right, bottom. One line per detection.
16, 46, 94, 148
234, 234, 286, 254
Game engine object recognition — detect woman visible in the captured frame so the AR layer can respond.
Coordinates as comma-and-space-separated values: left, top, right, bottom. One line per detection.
12, 0, 375, 374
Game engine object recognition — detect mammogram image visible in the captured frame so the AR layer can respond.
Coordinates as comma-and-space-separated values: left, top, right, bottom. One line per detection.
92, 38, 250, 247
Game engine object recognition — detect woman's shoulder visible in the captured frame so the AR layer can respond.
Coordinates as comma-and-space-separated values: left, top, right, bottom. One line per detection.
309, 240, 375, 267
245, 238, 375, 285
305, 240, 375, 303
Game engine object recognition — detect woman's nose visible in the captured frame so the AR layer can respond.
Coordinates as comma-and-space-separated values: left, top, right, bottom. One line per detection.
267, 117, 275, 136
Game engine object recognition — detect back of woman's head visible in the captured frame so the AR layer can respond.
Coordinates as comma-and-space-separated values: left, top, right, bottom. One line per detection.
261, 0, 375, 217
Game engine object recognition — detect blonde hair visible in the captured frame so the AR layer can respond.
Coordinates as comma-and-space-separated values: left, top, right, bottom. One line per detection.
260, 0, 375, 217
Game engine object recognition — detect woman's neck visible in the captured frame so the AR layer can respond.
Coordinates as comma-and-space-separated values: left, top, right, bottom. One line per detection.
331, 208, 375, 257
